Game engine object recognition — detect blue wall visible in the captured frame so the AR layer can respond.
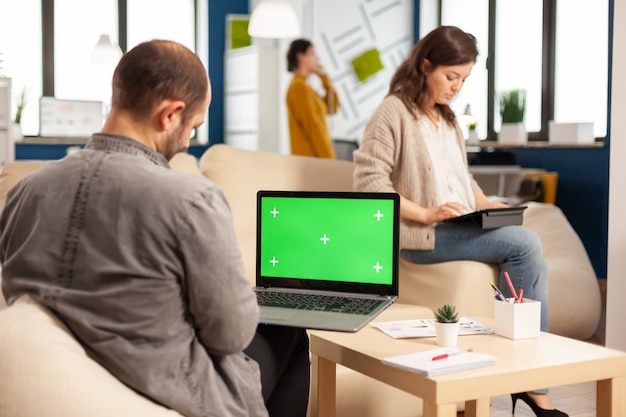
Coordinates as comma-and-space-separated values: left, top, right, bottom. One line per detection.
207, 0, 248, 145
511, 147, 609, 278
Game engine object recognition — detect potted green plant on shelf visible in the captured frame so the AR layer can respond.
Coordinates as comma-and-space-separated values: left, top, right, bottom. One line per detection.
498, 89, 527, 144
434, 303, 459, 347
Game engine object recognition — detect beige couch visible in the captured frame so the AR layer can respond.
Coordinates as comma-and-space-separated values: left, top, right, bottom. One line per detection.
0, 145, 602, 417
198, 144, 601, 339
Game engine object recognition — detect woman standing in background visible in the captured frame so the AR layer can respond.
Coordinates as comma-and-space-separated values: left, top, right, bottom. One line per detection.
286, 39, 339, 158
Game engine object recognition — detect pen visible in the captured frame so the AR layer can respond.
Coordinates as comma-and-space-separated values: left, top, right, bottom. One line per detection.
489, 281, 507, 302
432, 348, 473, 361
503, 271, 518, 301
516, 288, 524, 303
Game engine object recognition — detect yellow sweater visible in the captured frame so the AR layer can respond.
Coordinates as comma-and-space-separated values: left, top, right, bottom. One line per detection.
286, 74, 339, 158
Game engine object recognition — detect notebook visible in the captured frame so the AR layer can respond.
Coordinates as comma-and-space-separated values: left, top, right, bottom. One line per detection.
443, 206, 527, 229
382, 348, 497, 376
255, 190, 400, 332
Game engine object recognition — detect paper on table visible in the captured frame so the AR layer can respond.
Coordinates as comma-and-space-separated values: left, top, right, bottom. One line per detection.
371, 315, 493, 339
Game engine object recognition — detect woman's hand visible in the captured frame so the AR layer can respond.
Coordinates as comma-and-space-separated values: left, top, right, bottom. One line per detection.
400, 195, 470, 225
474, 189, 509, 210
423, 202, 471, 224
314, 63, 327, 76
480, 200, 509, 209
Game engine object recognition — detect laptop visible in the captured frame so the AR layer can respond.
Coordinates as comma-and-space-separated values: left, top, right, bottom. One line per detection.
255, 190, 400, 332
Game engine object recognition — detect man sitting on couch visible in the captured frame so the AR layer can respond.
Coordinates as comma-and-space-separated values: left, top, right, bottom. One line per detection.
0, 40, 309, 417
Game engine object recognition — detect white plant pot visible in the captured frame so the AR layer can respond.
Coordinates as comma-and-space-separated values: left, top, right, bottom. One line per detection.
467, 129, 478, 144
9, 123, 24, 142
435, 322, 460, 347
498, 123, 527, 145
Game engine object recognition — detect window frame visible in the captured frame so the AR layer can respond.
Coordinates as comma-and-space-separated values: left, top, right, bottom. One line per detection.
435, 0, 609, 142
39, 0, 206, 142
41, 0, 201, 97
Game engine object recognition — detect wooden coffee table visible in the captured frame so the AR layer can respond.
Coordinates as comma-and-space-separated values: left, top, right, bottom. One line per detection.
308, 303, 626, 417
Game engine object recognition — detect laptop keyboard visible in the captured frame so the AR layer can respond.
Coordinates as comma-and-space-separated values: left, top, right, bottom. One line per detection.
256, 291, 384, 315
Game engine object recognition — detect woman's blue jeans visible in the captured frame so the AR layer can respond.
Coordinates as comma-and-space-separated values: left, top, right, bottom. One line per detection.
401, 222, 549, 332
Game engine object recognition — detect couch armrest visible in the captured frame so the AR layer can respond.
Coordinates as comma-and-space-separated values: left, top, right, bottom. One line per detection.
0, 296, 183, 417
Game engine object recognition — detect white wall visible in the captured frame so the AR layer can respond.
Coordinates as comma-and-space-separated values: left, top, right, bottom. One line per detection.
246, 0, 413, 153
308, 0, 413, 142
606, 0, 626, 351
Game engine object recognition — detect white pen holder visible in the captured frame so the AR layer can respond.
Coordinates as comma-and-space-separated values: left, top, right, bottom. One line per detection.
494, 298, 541, 340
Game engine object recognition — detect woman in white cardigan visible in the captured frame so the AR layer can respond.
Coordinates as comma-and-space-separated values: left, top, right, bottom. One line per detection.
353, 25, 566, 417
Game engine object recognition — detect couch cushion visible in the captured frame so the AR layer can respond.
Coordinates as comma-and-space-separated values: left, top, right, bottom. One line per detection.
199, 144, 354, 282
169, 152, 202, 175
0, 295, 183, 417
522, 202, 601, 339
398, 259, 498, 319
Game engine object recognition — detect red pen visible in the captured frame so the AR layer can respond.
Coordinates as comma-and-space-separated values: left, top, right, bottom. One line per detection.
504, 271, 518, 301
516, 288, 524, 303
432, 348, 473, 361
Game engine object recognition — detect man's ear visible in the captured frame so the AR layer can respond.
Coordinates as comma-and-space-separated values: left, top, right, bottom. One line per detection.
157, 100, 186, 131
421, 59, 432, 74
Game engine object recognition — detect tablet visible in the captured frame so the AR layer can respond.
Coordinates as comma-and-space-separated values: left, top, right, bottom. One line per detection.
443, 206, 527, 229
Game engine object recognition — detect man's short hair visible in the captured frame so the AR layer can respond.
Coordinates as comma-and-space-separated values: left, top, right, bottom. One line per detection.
111, 40, 208, 122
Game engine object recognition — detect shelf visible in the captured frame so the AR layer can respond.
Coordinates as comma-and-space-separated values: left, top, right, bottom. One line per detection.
467, 140, 604, 150
16, 137, 205, 146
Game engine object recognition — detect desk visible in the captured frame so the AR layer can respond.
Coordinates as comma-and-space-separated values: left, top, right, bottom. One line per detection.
309, 303, 626, 417
468, 165, 523, 197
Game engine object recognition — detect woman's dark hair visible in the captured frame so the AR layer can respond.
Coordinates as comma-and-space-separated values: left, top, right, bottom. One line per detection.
286, 39, 313, 72
388, 25, 478, 125
111, 39, 208, 124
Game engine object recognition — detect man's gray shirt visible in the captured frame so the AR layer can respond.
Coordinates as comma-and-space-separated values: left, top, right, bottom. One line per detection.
0, 134, 267, 417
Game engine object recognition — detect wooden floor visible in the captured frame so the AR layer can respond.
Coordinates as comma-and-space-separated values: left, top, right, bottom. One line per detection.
468, 279, 607, 416
488, 381, 597, 416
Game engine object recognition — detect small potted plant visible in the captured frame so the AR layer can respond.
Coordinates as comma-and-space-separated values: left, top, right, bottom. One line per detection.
467, 120, 478, 143
498, 89, 527, 144
434, 304, 460, 347
10, 86, 28, 141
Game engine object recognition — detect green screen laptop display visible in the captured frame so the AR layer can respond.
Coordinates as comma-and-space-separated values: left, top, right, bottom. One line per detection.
256, 191, 400, 292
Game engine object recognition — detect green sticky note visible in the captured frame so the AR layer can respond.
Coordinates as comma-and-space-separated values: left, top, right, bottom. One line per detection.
351, 48, 384, 83
230, 19, 251, 50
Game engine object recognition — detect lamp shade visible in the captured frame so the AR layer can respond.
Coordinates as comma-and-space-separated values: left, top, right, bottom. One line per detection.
248, 0, 300, 39
90, 34, 123, 65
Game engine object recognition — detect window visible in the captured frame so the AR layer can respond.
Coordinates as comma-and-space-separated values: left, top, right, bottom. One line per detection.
127, 0, 195, 50
55, 0, 119, 103
428, 0, 610, 141
0, 0, 42, 136
1, 0, 207, 141
554, 0, 608, 138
